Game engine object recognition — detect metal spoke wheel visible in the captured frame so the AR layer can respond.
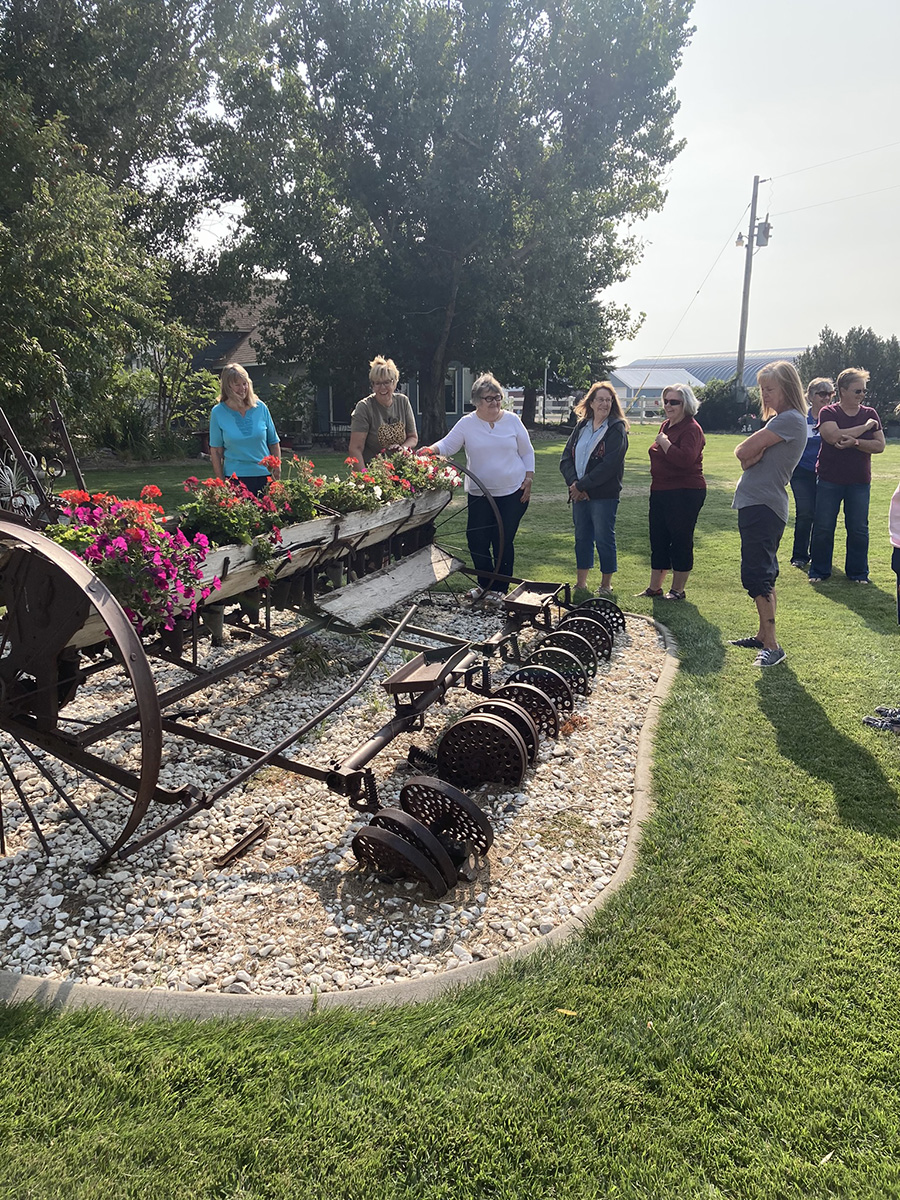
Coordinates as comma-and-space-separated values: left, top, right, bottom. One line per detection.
436, 712, 528, 791
399, 776, 494, 855
491, 682, 559, 740
525, 645, 590, 697
369, 808, 458, 889
573, 596, 626, 634
537, 629, 598, 677
351, 825, 450, 897
505, 664, 574, 715
0, 519, 162, 868
430, 464, 505, 600
466, 698, 540, 763
557, 614, 613, 661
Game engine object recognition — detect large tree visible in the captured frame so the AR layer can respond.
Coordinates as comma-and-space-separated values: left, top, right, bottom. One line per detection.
797, 326, 900, 424
213, 0, 694, 439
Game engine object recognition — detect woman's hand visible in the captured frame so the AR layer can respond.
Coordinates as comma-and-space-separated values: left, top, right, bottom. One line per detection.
654, 430, 671, 452
521, 476, 533, 502
568, 481, 588, 502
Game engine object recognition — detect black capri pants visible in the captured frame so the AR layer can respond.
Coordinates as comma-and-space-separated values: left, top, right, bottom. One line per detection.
738, 503, 785, 599
649, 487, 706, 573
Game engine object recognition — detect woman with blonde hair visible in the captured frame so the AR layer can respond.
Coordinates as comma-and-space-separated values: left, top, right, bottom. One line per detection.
209, 363, 280, 496
729, 360, 808, 667
348, 356, 418, 465
559, 381, 629, 600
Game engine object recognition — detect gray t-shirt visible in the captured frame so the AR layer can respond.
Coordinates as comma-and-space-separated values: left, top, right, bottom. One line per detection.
732, 408, 808, 522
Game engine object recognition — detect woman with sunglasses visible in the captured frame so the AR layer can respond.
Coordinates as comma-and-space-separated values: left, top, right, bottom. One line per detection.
808, 367, 884, 584
788, 378, 834, 567
637, 383, 706, 600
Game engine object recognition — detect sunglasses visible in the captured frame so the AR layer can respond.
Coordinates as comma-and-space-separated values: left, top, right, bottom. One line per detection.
814, 390, 835, 397
851, 388, 869, 396
663, 398, 684, 406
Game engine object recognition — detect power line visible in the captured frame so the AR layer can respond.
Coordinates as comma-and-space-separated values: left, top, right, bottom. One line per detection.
773, 181, 900, 217
772, 140, 900, 181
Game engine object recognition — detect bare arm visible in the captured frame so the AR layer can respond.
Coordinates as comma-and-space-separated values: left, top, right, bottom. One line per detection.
267, 442, 281, 479
209, 446, 224, 479
734, 427, 783, 470
820, 418, 879, 444
835, 430, 885, 454
348, 431, 367, 465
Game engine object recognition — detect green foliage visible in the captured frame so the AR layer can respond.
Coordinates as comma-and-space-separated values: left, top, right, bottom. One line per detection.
212, 0, 694, 440
695, 377, 759, 433
797, 325, 900, 422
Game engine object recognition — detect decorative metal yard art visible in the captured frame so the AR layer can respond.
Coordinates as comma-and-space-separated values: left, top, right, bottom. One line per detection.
0, 406, 622, 899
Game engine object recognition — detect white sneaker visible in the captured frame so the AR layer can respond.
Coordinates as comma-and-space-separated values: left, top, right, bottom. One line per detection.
466, 586, 485, 601
483, 590, 506, 607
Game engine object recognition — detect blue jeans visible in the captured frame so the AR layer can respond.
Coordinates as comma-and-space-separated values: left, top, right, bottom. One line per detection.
573, 496, 619, 574
788, 466, 817, 563
809, 480, 871, 580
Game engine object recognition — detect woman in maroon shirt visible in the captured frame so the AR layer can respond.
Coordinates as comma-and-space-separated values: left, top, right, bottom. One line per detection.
637, 384, 707, 600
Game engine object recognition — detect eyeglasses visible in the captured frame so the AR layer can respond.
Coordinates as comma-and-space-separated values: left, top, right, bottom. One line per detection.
479, 393, 502, 403
663, 398, 683, 406
814, 390, 835, 397
594, 395, 613, 403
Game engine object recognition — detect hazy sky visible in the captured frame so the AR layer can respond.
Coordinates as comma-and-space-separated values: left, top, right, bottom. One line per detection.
609, 0, 900, 366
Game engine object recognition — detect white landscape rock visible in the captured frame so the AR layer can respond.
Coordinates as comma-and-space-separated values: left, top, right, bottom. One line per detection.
0, 601, 666, 996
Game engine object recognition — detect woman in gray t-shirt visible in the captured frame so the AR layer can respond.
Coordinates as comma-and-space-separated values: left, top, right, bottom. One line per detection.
729, 361, 808, 668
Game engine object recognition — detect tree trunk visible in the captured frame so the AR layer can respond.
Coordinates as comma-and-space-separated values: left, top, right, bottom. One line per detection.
418, 257, 463, 444
521, 387, 537, 428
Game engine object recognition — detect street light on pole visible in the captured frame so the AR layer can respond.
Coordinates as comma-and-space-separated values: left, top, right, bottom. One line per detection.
734, 174, 772, 407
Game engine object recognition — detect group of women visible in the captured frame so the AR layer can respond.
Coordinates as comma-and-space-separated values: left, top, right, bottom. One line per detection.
208, 355, 710, 609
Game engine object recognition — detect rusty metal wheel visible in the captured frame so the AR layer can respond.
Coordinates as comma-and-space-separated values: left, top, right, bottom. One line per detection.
526, 645, 589, 697
573, 596, 625, 634
558, 613, 613, 661
538, 629, 598, 677
505, 664, 574, 715
0, 520, 162, 867
369, 807, 457, 889
399, 776, 494, 854
351, 825, 450, 897
430, 464, 506, 600
436, 712, 528, 791
491, 682, 559, 740
466, 698, 539, 763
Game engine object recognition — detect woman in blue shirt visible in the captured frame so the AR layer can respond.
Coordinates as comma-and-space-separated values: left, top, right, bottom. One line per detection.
209, 363, 281, 496
788, 377, 833, 566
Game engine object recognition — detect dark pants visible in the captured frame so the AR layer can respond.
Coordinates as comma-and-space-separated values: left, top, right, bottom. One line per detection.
788, 466, 817, 564
809, 480, 871, 581
738, 504, 785, 599
467, 488, 529, 592
649, 488, 706, 573
234, 475, 268, 497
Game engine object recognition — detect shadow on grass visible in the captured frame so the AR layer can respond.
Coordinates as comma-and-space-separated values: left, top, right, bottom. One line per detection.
806, 576, 899, 638
757, 664, 900, 838
648, 600, 725, 677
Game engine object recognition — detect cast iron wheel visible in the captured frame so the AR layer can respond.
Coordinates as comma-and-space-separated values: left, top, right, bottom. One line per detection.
574, 596, 626, 634
505, 664, 574, 715
351, 825, 450, 897
369, 807, 458, 889
399, 776, 494, 855
537, 629, 598, 677
0, 519, 162, 867
466, 698, 540, 763
436, 712, 528, 791
557, 614, 613, 661
430, 464, 505, 601
491, 682, 559, 740
526, 645, 589, 697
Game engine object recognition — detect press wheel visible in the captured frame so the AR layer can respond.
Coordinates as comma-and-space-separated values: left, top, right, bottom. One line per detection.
399, 776, 494, 854
436, 713, 528, 790
370, 808, 458, 889
491, 682, 559, 740
526, 645, 589, 697
574, 596, 625, 634
466, 698, 539, 763
351, 825, 450, 897
538, 629, 598, 677
505, 664, 574, 715
0, 519, 162, 867
558, 613, 613, 661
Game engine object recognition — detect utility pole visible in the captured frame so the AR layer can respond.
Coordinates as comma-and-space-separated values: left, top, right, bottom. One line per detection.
735, 175, 760, 403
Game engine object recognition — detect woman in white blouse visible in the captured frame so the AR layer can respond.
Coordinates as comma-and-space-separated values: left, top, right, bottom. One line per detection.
425, 373, 535, 601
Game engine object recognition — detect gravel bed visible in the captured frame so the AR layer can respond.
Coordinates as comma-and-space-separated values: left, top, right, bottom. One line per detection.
0, 596, 666, 996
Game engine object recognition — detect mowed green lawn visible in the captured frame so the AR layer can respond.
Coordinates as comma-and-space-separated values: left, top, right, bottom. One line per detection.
4, 427, 900, 1199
